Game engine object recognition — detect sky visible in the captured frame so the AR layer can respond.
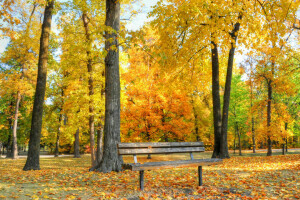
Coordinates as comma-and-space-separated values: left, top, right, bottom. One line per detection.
0, 0, 159, 55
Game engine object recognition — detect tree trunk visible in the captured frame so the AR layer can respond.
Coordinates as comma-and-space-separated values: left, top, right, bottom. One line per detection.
220, 20, 241, 159
74, 129, 81, 158
12, 4, 37, 159
0, 142, 2, 156
96, 124, 104, 164
23, 0, 54, 171
266, 80, 272, 156
235, 122, 242, 156
233, 130, 236, 154
82, 12, 96, 168
252, 116, 256, 153
54, 113, 62, 157
12, 91, 21, 159
285, 123, 288, 153
191, 98, 200, 141
211, 41, 222, 158
250, 71, 256, 153
93, 0, 123, 172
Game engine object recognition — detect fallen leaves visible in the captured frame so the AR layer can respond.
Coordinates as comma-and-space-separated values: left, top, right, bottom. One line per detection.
0, 154, 299, 199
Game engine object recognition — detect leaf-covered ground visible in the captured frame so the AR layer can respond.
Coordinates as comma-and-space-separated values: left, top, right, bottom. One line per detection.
0, 152, 299, 199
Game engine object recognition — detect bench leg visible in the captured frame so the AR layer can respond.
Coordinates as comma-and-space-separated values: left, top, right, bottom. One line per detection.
140, 170, 144, 190
198, 166, 202, 186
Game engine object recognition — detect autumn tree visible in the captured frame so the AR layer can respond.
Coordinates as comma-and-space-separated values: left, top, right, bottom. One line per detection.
93, 0, 123, 172
122, 52, 193, 143
0, 1, 42, 159
23, 0, 55, 170
228, 74, 250, 155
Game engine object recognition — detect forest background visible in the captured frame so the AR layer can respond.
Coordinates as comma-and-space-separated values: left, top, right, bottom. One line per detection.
0, 0, 299, 165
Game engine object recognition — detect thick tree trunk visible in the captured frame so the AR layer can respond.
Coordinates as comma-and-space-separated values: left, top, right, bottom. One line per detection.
82, 12, 96, 167
23, 0, 54, 171
93, 0, 123, 172
74, 129, 81, 158
211, 41, 222, 158
54, 114, 62, 157
266, 80, 272, 156
12, 92, 21, 159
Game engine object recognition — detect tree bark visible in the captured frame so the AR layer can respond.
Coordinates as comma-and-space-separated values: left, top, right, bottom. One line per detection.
23, 0, 54, 171
54, 113, 62, 157
285, 123, 288, 153
220, 20, 241, 159
6, 101, 13, 158
74, 128, 81, 158
82, 12, 96, 167
12, 92, 21, 159
96, 124, 104, 164
250, 80, 256, 153
211, 41, 222, 158
266, 79, 272, 156
93, 0, 123, 172
236, 122, 242, 156
233, 130, 236, 154
192, 98, 200, 141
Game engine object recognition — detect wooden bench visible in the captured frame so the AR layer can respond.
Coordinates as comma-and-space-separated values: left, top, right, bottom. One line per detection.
118, 142, 222, 190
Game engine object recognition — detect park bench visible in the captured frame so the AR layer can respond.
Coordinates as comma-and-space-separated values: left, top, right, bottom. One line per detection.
118, 142, 222, 190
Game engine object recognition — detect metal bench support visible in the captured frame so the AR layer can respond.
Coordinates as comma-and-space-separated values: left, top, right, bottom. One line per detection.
198, 166, 202, 186
140, 170, 144, 190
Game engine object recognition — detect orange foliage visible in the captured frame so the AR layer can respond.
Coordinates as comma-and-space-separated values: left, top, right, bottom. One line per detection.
121, 42, 193, 142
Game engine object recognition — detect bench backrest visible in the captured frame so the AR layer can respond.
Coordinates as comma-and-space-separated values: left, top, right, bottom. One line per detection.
118, 142, 205, 155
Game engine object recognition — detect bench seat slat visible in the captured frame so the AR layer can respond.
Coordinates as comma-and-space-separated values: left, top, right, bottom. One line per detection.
122, 158, 222, 171
119, 147, 205, 155
118, 142, 204, 148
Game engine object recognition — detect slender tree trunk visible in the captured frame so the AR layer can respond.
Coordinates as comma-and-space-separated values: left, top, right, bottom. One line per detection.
220, 20, 241, 159
0, 142, 2, 156
96, 124, 104, 164
74, 129, 81, 158
12, 92, 21, 159
192, 99, 200, 141
266, 80, 272, 156
250, 76, 256, 153
93, 0, 123, 172
233, 130, 236, 154
23, 0, 54, 171
236, 124, 242, 156
251, 113, 256, 153
146, 127, 152, 159
1, 143, 5, 155
6, 102, 13, 158
285, 123, 288, 153
211, 41, 222, 158
54, 113, 62, 157
82, 12, 96, 167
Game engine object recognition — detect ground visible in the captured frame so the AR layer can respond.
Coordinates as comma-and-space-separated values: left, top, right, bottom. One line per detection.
0, 151, 299, 199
